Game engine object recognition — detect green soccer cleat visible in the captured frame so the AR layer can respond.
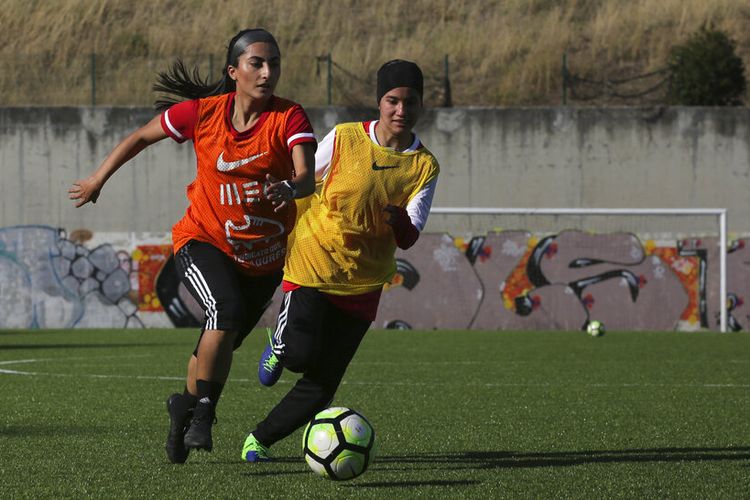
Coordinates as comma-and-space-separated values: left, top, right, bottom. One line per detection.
242, 433, 272, 462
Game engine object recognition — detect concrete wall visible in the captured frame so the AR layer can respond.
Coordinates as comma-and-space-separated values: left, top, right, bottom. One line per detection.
2, 106, 750, 331
2, 106, 750, 233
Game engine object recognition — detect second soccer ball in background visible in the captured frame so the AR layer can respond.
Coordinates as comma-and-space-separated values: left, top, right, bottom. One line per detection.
586, 320, 606, 337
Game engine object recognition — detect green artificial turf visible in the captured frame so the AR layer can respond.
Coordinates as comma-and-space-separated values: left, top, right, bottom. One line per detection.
1, 328, 749, 498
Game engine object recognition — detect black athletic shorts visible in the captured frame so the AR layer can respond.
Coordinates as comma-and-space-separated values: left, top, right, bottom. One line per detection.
175, 240, 282, 351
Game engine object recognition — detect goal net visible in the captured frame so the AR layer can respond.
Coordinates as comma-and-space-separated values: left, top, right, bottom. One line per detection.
418, 208, 728, 332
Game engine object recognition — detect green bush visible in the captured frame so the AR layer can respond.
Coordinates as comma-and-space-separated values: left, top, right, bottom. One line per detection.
667, 27, 746, 106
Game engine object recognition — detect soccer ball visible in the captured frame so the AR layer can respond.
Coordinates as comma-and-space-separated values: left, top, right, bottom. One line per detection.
586, 320, 606, 337
302, 407, 376, 480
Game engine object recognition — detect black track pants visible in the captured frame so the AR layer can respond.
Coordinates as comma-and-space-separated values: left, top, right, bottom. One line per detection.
253, 286, 371, 446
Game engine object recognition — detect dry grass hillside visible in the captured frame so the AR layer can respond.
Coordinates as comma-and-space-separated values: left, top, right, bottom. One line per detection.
1, 0, 749, 107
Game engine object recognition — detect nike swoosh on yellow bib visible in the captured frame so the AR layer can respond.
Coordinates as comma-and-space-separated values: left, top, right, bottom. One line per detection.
371, 161, 399, 170
216, 151, 269, 172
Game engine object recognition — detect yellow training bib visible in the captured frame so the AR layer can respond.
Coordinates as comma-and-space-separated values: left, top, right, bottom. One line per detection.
284, 122, 439, 295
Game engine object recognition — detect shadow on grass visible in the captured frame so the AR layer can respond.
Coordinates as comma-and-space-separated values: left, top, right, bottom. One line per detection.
239, 456, 310, 477
241, 468, 311, 478
240, 463, 479, 487
350, 479, 480, 488
373, 446, 750, 470
1, 423, 106, 437
234, 447, 750, 486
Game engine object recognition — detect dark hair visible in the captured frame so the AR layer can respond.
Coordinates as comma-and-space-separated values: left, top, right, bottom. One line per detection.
153, 29, 280, 111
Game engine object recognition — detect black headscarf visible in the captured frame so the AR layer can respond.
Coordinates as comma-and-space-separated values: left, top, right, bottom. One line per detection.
376, 59, 423, 104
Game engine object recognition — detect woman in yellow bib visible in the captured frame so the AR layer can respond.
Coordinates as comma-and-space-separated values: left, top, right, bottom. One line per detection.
241, 60, 439, 462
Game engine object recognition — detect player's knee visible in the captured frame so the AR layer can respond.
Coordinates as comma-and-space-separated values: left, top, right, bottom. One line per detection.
213, 298, 247, 332
200, 328, 238, 347
278, 348, 316, 373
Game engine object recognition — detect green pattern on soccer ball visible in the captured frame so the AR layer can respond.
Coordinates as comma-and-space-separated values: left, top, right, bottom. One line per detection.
303, 407, 376, 481
330, 449, 366, 480
305, 422, 339, 458
315, 407, 348, 419
587, 320, 605, 336
339, 414, 373, 447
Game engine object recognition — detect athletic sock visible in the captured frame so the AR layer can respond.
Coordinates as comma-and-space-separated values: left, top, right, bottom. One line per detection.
196, 379, 224, 407
182, 387, 198, 407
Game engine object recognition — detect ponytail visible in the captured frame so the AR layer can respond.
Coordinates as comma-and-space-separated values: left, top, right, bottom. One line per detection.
153, 59, 232, 111
153, 28, 279, 111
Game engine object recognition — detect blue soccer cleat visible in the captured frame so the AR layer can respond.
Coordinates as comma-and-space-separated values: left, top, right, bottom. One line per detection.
258, 327, 282, 387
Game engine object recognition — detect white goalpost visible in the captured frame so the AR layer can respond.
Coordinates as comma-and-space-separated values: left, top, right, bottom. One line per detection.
428, 207, 728, 332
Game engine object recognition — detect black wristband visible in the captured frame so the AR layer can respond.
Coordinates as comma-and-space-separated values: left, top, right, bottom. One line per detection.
281, 180, 297, 198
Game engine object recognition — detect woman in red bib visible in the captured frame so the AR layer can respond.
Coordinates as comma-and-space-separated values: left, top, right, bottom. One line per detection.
69, 29, 316, 463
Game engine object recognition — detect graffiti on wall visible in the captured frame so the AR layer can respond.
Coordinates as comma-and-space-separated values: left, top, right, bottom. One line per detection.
1, 225, 748, 331
376, 231, 749, 332
0, 226, 140, 329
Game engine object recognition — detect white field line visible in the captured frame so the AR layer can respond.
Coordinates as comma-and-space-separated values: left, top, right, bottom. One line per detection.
340, 381, 750, 388
1, 357, 749, 388
0, 359, 40, 365
0, 354, 151, 365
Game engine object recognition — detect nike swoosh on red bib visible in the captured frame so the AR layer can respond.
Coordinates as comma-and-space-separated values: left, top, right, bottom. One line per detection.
216, 151, 269, 172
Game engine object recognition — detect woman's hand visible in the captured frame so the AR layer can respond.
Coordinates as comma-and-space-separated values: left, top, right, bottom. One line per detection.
383, 204, 408, 227
68, 175, 104, 207
264, 174, 296, 212
384, 204, 420, 249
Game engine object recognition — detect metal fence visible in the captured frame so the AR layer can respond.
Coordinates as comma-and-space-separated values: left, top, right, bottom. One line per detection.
1, 52, 452, 108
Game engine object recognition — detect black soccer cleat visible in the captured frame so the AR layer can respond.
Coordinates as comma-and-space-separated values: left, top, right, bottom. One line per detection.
165, 393, 194, 464
183, 401, 216, 451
